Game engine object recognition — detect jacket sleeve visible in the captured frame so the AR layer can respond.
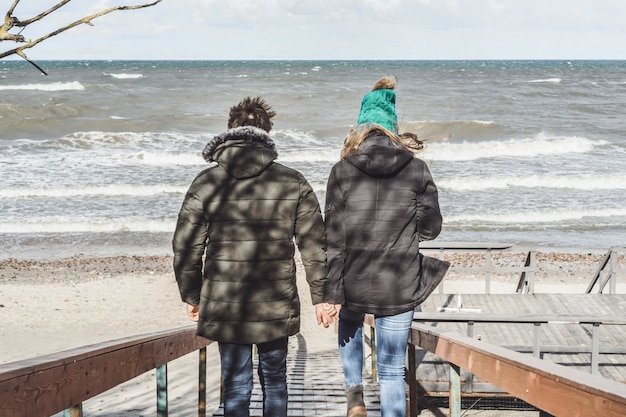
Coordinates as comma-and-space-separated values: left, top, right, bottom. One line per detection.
172, 186, 208, 306
323, 165, 346, 305
416, 160, 443, 241
294, 173, 327, 305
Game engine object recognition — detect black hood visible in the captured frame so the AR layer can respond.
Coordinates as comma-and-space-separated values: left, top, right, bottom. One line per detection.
202, 126, 278, 179
345, 133, 413, 177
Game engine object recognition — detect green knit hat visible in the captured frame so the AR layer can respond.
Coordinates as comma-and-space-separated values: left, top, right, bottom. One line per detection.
357, 76, 398, 133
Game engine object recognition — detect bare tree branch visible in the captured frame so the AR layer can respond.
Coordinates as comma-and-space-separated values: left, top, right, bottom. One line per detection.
1, 0, 163, 74
12, 0, 73, 27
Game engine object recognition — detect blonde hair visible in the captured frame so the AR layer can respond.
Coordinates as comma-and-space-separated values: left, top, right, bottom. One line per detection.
340, 124, 423, 159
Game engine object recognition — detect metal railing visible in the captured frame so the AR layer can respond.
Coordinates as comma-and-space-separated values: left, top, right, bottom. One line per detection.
0, 326, 212, 417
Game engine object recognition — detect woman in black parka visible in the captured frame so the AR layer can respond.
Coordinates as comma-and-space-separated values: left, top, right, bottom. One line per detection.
323, 76, 444, 417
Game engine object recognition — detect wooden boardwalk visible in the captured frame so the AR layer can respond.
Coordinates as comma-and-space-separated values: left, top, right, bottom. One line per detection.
211, 333, 382, 417
414, 293, 626, 392
208, 294, 626, 415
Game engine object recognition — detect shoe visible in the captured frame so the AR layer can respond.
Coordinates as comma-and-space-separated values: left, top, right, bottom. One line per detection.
347, 405, 367, 417
346, 385, 367, 417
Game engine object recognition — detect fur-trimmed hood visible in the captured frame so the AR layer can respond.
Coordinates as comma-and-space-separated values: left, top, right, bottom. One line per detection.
202, 126, 278, 179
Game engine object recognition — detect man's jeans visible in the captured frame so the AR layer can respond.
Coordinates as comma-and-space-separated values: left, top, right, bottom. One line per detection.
339, 307, 413, 417
218, 337, 288, 417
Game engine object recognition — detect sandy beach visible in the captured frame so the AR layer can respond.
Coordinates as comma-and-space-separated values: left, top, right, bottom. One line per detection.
1, 249, 623, 415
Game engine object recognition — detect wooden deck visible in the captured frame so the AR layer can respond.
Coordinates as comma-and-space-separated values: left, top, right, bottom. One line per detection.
211, 333, 382, 417
208, 294, 626, 415
413, 293, 626, 393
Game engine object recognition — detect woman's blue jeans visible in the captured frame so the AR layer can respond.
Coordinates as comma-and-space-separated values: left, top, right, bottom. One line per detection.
218, 337, 288, 417
339, 307, 413, 417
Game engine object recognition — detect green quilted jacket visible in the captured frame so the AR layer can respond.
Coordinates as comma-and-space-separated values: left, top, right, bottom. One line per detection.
172, 126, 326, 344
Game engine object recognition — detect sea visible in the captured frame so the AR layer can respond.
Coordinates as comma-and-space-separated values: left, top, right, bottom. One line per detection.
1, 60, 625, 260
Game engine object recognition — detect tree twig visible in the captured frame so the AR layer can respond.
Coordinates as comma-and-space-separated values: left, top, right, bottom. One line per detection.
1, 0, 163, 74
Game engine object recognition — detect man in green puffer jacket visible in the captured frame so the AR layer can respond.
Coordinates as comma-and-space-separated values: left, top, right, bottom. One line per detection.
172, 97, 329, 417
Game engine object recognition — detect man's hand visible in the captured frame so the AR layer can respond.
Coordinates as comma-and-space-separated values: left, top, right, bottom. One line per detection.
186, 304, 199, 322
315, 303, 339, 328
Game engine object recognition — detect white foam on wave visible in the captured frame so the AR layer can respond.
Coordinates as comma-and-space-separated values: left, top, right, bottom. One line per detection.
0, 184, 185, 199
109, 73, 143, 79
439, 174, 626, 191
274, 129, 325, 145
0, 81, 85, 91
46, 131, 202, 150
446, 208, 626, 225
278, 148, 341, 163
529, 78, 561, 83
423, 134, 604, 161
0, 218, 174, 234
126, 152, 205, 166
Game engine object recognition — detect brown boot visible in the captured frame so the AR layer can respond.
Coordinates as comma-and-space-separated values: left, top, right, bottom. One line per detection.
346, 385, 367, 417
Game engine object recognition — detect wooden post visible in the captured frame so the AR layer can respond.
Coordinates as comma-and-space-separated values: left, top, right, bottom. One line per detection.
591, 323, 600, 375
370, 325, 378, 383
533, 323, 542, 358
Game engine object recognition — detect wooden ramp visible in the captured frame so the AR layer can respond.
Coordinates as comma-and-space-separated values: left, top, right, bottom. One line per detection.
211, 333, 382, 417
413, 293, 626, 394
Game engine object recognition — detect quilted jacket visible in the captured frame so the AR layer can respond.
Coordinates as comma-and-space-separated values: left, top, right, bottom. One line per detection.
323, 132, 443, 316
172, 126, 326, 344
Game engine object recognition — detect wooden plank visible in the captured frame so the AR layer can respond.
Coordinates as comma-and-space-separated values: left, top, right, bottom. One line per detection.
411, 323, 626, 417
414, 293, 626, 387
0, 326, 212, 417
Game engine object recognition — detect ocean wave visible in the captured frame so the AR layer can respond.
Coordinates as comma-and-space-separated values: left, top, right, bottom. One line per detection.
423, 134, 604, 161
0, 184, 185, 199
108, 73, 143, 79
446, 208, 626, 225
0, 218, 174, 234
278, 148, 341, 163
126, 151, 205, 166
274, 129, 325, 145
438, 174, 626, 191
0, 81, 85, 91
528, 78, 562, 83
38, 131, 204, 150
402, 119, 500, 138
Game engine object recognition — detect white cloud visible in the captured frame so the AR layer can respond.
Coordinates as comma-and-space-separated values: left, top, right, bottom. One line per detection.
3, 0, 626, 60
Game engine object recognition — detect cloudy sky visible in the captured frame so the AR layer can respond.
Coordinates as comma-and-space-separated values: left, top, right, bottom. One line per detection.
4, 0, 626, 60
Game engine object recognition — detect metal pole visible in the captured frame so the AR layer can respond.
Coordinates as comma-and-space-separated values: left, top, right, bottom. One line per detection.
199, 347, 207, 417
63, 404, 83, 417
157, 364, 168, 417
449, 363, 461, 417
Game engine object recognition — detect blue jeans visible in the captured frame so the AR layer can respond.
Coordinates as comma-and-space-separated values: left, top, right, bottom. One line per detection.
218, 337, 288, 417
339, 308, 413, 417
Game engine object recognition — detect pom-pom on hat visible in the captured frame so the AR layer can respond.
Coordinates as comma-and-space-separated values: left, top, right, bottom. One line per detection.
357, 75, 398, 133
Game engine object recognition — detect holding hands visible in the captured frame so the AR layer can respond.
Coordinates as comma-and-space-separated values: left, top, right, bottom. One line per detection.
316, 303, 341, 328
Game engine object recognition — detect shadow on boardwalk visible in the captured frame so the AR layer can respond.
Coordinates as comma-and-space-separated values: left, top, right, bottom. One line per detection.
211, 333, 381, 417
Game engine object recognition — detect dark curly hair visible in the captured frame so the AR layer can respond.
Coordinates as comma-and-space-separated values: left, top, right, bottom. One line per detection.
227, 96, 276, 133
